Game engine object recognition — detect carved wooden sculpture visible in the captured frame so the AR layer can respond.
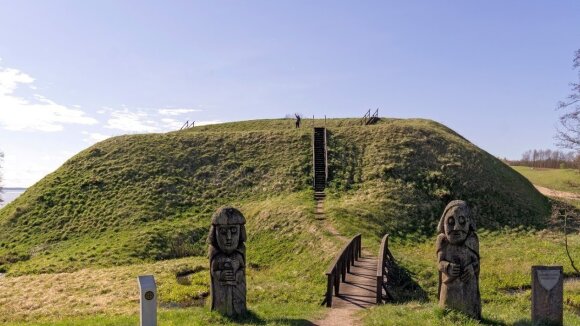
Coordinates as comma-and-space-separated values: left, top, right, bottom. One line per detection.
436, 200, 481, 319
208, 207, 247, 316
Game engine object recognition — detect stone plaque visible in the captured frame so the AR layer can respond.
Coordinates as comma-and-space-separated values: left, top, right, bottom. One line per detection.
532, 266, 563, 326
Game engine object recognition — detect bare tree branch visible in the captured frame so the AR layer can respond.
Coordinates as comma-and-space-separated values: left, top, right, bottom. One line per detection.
556, 49, 580, 153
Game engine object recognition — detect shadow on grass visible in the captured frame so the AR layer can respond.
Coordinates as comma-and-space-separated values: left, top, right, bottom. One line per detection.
220, 310, 315, 325
385, 255, 428, 303
435, 308, 508, 326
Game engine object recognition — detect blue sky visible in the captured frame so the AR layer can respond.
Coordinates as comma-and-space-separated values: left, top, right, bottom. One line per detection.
0, 1, 579, 187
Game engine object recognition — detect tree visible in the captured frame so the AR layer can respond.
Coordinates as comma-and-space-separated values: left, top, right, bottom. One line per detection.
556, 49, 580, 152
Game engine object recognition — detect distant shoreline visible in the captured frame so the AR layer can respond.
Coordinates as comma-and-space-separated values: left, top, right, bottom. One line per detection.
1, 188, 27, 208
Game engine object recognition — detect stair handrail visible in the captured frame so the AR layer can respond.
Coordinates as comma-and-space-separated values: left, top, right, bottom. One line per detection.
361, 109, 371, 125
311, 128, 316, 189
371, 108, 379, 122
324, 128, 328, 182
376, 233, 394, 303
180, 120, 195, 130
323, 234, 362, 307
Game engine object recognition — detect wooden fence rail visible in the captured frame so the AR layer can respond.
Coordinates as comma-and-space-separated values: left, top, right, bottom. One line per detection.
323, 234, 362, 307
376, 233, 394, 304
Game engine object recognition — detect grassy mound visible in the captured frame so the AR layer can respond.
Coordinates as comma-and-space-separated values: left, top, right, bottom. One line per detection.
0, 118, 550, 275
325, 119, 550, 240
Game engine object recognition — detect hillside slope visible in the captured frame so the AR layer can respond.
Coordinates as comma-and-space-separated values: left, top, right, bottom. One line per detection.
325, 119, 551, 239
0, 118, 550, 275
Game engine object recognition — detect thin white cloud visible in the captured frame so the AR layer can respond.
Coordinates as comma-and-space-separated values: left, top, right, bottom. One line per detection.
0, 65, 97, 132
161, 118, 184, 130
105, 109, 159, 133
158, 108, 202, 116
82, 131, 111, 143
196, 120, 222, 126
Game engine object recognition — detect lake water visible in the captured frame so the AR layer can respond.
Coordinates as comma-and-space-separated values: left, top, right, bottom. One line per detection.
0, 188, 26, 208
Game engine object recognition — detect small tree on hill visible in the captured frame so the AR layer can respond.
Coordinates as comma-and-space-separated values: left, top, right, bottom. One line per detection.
556, 49, 580, 155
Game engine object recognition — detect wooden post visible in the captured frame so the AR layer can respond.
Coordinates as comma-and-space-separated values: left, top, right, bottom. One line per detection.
326, 274, 333, 307
376, 274, 382, 304
341, 256, 347, 282
334, 267, 340, 295
532, 266, 563, 325
346, 250, 351, 273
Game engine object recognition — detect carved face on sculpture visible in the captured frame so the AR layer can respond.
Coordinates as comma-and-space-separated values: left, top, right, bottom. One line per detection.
217, 225, 240, 254
209, 207, 247, 255
443, 205, 471, 245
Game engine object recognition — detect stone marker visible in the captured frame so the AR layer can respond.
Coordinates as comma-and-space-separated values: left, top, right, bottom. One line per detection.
436, 200, 481, 319
532, 266, 563, 325
137, 275, 157, 326
208, 207, 247, 316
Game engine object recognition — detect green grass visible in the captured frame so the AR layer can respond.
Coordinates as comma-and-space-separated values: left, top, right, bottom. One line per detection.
0, 125, 313, 274
511, 166, 580, 209
3, 304, 322, 326
0, 192, 334, 324
0, 117, 559, 324
0, 118, 549, 275
511, 166, 580, 195
5, 228, 580, 325
324, 120, 550, 243
361, 229, 580, 325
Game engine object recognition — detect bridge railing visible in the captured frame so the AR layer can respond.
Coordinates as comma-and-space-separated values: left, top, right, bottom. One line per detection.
323, 234, 362, 307
376, 233, 394, 304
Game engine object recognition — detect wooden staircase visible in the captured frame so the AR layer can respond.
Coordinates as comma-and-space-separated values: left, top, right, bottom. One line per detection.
313, 127, 327, 193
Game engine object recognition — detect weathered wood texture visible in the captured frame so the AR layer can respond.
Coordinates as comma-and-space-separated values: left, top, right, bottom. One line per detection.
329, 255, 378, 309
532, 265, 563, 326
376, 234, 394, 304
323, 234, 362, 307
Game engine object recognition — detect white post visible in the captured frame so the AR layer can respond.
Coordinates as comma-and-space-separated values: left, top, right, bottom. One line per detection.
137, 275, 157, 326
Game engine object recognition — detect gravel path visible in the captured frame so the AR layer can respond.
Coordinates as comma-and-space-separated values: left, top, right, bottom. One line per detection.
535, 185, 580, 200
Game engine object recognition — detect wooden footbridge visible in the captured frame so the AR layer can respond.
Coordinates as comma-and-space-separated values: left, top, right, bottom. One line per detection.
321, 234, 394, 308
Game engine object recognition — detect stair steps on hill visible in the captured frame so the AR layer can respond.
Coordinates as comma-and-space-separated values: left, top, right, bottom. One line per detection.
313, 127, 327, 193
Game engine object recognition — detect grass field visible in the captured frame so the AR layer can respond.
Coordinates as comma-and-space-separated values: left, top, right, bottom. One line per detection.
3, 229, 580, 325
0, 192, 334, 324
511, 166, 580, 209
361, 229, 580, 325
0, 118, 562, 324
511, 166, 580, 194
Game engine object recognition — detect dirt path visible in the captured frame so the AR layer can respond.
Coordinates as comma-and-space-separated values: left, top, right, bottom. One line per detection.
315, 196, 347, 241
313, 196, 376, 326
535, 185, 580, 200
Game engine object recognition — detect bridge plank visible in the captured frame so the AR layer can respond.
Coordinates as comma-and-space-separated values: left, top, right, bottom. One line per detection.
330, 255, 378, 309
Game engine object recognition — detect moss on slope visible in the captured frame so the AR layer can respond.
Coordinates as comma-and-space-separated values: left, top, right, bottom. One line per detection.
325, 119, 550, 239
0, 118, 550, 275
